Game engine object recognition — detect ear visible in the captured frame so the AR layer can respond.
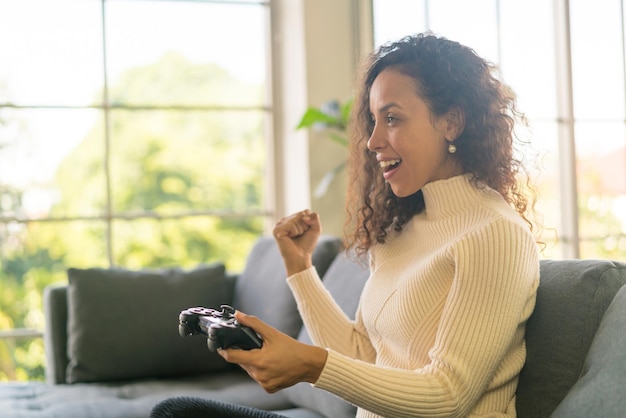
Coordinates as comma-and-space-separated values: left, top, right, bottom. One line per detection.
442, 107, 465, 141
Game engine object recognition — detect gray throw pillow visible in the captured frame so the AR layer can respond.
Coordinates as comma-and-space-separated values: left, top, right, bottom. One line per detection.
283, 250, 369, 418
232, 236, 341, 338
550, 285, 626, 418
516, 260, 626, 418
66, 264, 231, 384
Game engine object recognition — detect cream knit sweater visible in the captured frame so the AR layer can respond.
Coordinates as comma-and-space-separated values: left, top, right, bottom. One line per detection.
287, 175, 540, 418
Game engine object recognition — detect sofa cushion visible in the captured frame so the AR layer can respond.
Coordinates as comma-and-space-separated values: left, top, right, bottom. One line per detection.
232, 236, 341, 338
283, 250, 369, 418
66, 264, 231, 384
516, 259, 626, 418
0, 371, 291, 418
550, 285, 626, 417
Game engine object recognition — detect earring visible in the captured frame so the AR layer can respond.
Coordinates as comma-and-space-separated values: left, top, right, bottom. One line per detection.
447, 141, 457, 154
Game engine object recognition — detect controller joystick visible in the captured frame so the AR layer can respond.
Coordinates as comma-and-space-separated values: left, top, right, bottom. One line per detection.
178, 304, 263, 352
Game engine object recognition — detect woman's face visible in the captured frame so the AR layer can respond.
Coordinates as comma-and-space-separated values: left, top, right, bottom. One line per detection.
367, 68, 462, 198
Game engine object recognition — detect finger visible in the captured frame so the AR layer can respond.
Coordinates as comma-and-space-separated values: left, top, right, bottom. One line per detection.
289, 212, 312, 237
273, 212, 313, 238
283, 210, 319, 236
217, 346, 256, 364
301, 212, 321, 233
235, 310, 267, 336
273, 217, 302, 238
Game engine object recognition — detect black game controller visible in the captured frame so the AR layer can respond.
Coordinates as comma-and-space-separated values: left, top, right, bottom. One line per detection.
178, 305, 263, 352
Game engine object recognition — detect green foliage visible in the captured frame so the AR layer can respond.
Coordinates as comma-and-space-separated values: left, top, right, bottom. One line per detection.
0, 52, 266, 380
579, 194, 626, 259
296, 99, 352, 197
296, 99, 352, 147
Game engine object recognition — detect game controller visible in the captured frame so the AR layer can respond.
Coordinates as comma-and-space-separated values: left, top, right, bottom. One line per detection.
178, 304, 263, 352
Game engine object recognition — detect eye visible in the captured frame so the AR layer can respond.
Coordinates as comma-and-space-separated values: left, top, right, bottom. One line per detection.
386, 115, 398, 125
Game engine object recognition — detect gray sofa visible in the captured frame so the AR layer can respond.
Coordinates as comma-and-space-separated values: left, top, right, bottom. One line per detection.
1, 235, 625, 418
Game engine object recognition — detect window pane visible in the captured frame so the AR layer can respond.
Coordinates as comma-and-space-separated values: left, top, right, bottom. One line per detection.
112, 216, 263, 272
373, 0, 499, 60
0, 0, 103, 106
575, 121, 626, 258
0, 220, 107, 380
105, 0, 268, 107
570, 0, 625, 120
1, 0, 274, 383
109, 109, 266, 214
0, 108, 106, 219
428, 0, 499, 62
519, 120, 562, 258
0, 339, 44, 381
373, 0, 427, 46
0, 221, 108, 327
500, 0, 557, 120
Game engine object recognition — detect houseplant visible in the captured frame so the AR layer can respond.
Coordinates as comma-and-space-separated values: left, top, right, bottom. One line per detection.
296, 99, 352, 197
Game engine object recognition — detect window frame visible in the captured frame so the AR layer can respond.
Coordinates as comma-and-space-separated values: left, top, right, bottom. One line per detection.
0, 0, 276, 341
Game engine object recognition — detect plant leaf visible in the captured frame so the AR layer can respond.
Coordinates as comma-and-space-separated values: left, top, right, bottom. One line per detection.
340, 99, 353, 127
296, 108, 339, 130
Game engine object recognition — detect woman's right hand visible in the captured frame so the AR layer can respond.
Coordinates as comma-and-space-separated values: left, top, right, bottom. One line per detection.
218, 310, 328, 393
272, 209, 321, 276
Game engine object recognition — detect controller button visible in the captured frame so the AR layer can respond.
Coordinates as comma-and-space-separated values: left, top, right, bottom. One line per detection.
220, 305, 235, 317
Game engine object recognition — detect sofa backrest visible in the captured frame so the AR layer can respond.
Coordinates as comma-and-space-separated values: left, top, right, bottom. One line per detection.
550, 285, 626, 417
43, 240, 626, 416
43, 235, 342, 385
516, 259, 626, 418
232, 235, 342, 338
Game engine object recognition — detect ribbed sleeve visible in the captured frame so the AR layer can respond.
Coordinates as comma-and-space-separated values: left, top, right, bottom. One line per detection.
287, 175, 540, 418
287, 268, 376, 362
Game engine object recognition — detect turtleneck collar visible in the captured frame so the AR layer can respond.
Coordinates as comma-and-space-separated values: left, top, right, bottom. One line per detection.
421, 174, 498, 219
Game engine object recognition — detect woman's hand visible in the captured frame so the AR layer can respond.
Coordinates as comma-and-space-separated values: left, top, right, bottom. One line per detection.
217, 311, 328, 393
272, 210, 322, 276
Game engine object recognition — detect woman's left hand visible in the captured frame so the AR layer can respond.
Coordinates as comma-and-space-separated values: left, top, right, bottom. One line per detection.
217, 311, 328, 393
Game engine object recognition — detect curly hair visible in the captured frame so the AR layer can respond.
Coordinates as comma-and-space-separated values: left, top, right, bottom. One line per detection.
345, 33, 535, 254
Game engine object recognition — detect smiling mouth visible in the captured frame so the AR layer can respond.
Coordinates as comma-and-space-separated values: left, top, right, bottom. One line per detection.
379, 159, 401, 172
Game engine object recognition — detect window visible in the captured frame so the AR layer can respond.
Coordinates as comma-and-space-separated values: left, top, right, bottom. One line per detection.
372, 0, 626, 260
0, 0, 273, 381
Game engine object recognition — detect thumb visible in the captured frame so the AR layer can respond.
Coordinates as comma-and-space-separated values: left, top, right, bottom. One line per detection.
235, 311, 268, 338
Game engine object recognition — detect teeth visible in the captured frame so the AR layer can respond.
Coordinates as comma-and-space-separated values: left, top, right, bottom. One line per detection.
379, 159, 401, 168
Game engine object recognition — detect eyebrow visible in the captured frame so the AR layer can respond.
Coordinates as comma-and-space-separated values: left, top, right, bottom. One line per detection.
373, 102, 401, 114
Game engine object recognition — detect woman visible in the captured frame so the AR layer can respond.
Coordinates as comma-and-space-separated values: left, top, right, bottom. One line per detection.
174, 33, 540, 417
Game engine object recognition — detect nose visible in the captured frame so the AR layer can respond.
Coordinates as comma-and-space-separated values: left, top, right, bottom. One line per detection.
367, 123, 386, 152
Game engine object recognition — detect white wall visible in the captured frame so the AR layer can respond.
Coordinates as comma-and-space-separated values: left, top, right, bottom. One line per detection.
271, 0, 373, 236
